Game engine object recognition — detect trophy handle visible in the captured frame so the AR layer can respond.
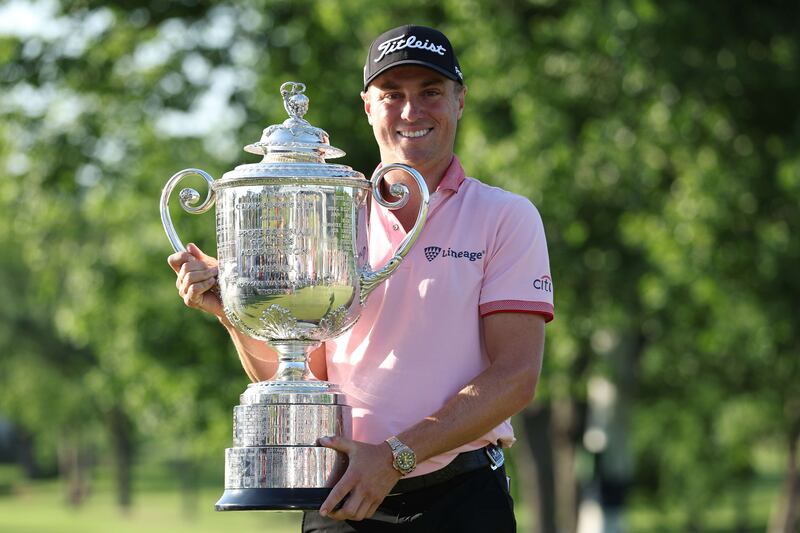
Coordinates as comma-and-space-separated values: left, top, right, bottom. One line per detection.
160, 168, 217, 253
359, 164, 430, 304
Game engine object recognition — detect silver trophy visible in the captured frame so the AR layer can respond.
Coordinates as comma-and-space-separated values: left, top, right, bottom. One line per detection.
160, 82, 429, 510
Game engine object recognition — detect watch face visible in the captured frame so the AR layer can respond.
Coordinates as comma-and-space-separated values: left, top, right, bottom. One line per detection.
396, 450, 415, 472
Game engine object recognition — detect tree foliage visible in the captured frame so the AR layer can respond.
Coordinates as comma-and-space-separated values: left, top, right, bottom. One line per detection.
1, 0, 798, 528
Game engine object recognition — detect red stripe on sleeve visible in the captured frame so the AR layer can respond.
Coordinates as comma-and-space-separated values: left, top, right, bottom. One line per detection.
479, 300, 554, 323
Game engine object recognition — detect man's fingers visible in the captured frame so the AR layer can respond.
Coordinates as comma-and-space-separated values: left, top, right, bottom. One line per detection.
180, 268, 218, 289
186, 242, 203, 257
318, 436, 354, 454
316, 441, 394, 521
187, 276, 217, 295
319, 475, 353, 517
365, 500, 381, 520
182, 278, 217, 307
318, 437, 357, 517
177, 265, 218, 293
326, 490, 363, 521
351, 497, 374, 522
178, 261, 214, 277
169, 244, 220, 313
170, 244, 217, 275
187, 242, 216, 265
167, 251, 194, 273
326, 488, 374, 522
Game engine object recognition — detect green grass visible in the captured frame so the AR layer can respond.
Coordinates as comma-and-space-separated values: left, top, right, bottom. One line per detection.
0, 457, 534, 533
0, 479, 301, 533
0, 454, 783, 533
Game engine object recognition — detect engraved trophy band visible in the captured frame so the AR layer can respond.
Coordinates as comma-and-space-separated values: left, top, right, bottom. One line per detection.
160, 82, 429, 510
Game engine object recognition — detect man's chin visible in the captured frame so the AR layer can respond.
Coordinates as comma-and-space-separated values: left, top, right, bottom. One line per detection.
386, 151, 429, 169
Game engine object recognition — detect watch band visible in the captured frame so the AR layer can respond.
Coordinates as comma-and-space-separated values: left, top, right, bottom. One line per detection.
386, 436, 417, 476
386, 436, 403, 452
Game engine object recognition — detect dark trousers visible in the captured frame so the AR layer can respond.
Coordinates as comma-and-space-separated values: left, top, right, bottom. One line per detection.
301, 464, 516, 533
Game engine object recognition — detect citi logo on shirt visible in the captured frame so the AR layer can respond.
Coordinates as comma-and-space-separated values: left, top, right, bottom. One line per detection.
424, 246, 485, 262
534, 275, 553, 292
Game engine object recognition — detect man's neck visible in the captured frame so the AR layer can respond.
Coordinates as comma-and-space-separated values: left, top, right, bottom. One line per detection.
376, 154, 455, 233
381, 154, 454, 194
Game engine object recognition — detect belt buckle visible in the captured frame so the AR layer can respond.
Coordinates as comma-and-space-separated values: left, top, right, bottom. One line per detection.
485, 445, 504, 471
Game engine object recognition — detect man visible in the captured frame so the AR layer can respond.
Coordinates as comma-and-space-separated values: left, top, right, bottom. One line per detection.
169, 25, 554, 532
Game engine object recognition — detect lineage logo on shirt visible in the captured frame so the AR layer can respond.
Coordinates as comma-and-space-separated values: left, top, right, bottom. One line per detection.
424, 246, 485, 262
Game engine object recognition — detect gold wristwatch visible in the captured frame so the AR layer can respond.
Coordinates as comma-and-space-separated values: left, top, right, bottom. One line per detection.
386, 436, 416, 476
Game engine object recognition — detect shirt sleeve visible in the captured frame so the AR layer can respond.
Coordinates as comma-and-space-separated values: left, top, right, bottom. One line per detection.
479, 196, 554, 322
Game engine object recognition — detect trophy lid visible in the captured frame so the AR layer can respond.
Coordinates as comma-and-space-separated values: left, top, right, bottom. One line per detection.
244, 81, 345, 162
214, 81, 366, 188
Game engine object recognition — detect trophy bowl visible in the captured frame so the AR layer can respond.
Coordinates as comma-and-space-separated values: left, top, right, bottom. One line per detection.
160, 82, 428, 510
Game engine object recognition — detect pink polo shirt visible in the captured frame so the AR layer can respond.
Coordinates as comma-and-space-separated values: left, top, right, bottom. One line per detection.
326, 156, 554, 477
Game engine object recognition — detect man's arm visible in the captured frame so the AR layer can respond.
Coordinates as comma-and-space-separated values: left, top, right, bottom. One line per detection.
319, 311, 545, 521
167, 243, 327, 382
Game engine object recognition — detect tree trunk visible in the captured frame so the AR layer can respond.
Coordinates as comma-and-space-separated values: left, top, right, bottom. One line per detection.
173, 458, 199, 519
769, 430, 799, 533
552, 397, 579, 533
733, 482, 750, 533
519, 402, 558, 533
598, 334, 637, 533
577, 332, 640, 533
57, 434, 92, 507
16, 429, 48, 479
107, 405, 135, 511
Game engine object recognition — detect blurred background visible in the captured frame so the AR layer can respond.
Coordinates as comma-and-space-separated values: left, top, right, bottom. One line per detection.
0, 0, 798, 532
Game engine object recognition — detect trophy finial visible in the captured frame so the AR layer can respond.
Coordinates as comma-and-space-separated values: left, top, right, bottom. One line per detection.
244, 81, 344, 160
280, 81, 309, 120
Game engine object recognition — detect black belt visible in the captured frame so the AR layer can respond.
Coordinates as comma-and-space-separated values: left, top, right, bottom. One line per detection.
388, 445, 504, 495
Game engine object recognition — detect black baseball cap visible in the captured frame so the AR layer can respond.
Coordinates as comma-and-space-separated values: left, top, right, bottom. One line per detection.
363, 25, 463, 90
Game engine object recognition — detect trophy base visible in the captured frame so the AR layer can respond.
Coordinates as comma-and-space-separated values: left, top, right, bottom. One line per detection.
215, 487, 332, 511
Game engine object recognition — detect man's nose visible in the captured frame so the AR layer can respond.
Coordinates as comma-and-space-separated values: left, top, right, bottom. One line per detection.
400, 97, 423, 121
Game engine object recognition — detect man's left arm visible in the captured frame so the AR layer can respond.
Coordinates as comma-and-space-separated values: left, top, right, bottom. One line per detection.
319, 311, 545, 521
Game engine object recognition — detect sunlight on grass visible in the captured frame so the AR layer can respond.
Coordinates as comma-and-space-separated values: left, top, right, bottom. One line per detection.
0, 480, 301, 533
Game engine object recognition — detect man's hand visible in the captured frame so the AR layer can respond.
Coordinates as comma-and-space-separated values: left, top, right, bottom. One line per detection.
167, 243, 222, 318
318, 436, 402, 521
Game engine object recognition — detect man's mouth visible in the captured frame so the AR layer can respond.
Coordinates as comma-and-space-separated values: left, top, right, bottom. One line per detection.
397, 128, 432, 139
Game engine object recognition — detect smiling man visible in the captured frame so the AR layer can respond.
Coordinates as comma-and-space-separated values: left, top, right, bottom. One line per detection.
302, 25, 555, 532
168, 24, 554, 533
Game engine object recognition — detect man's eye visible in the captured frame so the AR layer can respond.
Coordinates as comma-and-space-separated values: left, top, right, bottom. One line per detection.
383, 93, 402, 100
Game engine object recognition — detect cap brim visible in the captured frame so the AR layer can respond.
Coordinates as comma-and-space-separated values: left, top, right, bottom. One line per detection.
364, 60, 462, 90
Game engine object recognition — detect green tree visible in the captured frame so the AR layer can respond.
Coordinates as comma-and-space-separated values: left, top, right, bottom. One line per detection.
1, 2, 798, 531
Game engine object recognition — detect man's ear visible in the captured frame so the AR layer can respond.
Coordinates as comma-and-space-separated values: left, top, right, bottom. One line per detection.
456, 84, 466, 120
361, 91, 373, 126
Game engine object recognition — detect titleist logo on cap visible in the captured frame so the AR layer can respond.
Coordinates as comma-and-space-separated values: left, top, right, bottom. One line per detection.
363, 25, 463, 90
374, 34, 447, 63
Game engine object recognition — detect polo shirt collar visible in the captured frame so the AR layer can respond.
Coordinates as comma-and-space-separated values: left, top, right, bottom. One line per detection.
372, 155, 466, 194
435, 155, 466, 193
